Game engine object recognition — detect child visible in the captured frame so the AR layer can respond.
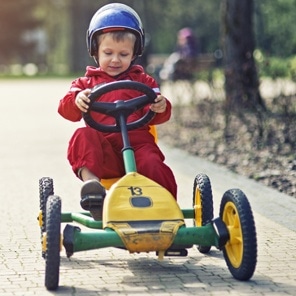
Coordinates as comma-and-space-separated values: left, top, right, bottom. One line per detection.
58, 3, 177, 220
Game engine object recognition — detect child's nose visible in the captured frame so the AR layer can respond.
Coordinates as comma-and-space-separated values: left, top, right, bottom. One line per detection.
111, 55, 120, 62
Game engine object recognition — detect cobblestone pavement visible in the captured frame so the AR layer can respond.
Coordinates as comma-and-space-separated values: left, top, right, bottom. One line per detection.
0, 79, 295, 295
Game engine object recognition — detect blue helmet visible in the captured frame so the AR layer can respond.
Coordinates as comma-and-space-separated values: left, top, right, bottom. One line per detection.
86, 3, 145, 58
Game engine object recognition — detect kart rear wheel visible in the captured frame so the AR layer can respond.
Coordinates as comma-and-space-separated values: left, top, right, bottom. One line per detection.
39, 177, 54, 258
192, 173, 214, 253
219, 189, 257, 281
45, 195, 61, 291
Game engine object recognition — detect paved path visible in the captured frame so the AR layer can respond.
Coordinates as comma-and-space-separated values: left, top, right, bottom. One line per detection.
0, 79, 295, 295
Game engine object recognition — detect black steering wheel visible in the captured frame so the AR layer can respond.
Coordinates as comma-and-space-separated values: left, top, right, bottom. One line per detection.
83, 81, 156, 133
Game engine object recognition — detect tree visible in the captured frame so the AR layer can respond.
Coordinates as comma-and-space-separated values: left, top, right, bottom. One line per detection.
0, 1, 40, 64
221, 0, 266, 140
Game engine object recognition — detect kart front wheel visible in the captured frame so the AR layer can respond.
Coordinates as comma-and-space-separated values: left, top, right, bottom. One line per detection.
219, 189, 257, 281
44, 195, 61, 290
192, 173, 214, 253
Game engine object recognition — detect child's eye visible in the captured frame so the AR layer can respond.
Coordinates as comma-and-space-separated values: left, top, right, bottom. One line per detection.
120, 53, 131, 57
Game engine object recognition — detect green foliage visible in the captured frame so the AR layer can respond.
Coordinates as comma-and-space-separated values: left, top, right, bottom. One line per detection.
255, 0, 296, 57
260, 57, 290, 78
289, 56, 296, 81
255, 50, 296, 79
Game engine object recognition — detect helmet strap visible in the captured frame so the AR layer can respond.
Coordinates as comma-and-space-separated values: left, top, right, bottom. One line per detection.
93, 56, 99, 66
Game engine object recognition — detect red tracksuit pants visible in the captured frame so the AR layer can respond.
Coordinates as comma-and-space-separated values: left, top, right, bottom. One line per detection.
67, 127, 177, 199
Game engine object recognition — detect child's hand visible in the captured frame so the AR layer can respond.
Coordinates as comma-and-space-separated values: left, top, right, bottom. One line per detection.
75, 89, 91, 112
150, 95, 167, 113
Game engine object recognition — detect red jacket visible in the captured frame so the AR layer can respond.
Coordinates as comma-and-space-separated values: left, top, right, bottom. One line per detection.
58, 65, 171, 130
59, 65, 177, 198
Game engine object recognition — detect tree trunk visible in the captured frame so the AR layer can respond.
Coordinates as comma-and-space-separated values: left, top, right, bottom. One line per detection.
221, 0, 266, 138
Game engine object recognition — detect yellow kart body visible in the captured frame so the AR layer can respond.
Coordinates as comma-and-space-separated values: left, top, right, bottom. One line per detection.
103, 172, 185, 253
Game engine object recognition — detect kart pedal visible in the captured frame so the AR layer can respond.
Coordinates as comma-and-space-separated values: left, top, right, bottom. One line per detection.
156, 248, 188, 257
80, 179, 106, 211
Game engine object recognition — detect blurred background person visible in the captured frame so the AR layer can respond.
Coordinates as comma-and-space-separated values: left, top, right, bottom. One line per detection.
160, 27, 199, 81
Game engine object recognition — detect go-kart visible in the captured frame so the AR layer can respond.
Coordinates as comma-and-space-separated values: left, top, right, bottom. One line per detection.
37, 81, 257, 291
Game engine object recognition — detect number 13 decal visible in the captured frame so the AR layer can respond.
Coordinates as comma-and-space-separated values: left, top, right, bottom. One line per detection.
128, 186, 143, 196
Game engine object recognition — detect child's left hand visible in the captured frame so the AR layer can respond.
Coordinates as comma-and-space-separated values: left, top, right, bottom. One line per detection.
150, 95, 167, 113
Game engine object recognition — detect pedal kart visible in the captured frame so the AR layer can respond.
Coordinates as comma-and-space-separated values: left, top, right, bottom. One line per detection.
37, 81, 257, 291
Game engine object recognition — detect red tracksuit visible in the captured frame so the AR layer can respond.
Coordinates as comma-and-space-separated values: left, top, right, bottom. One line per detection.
58, 65, 177, 198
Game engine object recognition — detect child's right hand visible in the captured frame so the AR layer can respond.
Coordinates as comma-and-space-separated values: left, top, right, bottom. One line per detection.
75, 89, 91, 113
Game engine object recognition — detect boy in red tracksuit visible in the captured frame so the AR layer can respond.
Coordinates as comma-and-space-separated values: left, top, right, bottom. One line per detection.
58, 3, 177, 220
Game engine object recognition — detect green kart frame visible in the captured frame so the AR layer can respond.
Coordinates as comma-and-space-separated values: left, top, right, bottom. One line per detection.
38, 81, 257, 291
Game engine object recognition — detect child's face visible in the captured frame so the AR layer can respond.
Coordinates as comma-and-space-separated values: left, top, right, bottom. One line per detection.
98, 34, 135, 76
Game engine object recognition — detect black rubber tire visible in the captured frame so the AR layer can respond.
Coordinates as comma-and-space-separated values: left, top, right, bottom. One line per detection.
192, 173, 214, 253
219, 189, 257, 281
45, 195, 61, 291
39, 177, 54, 258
